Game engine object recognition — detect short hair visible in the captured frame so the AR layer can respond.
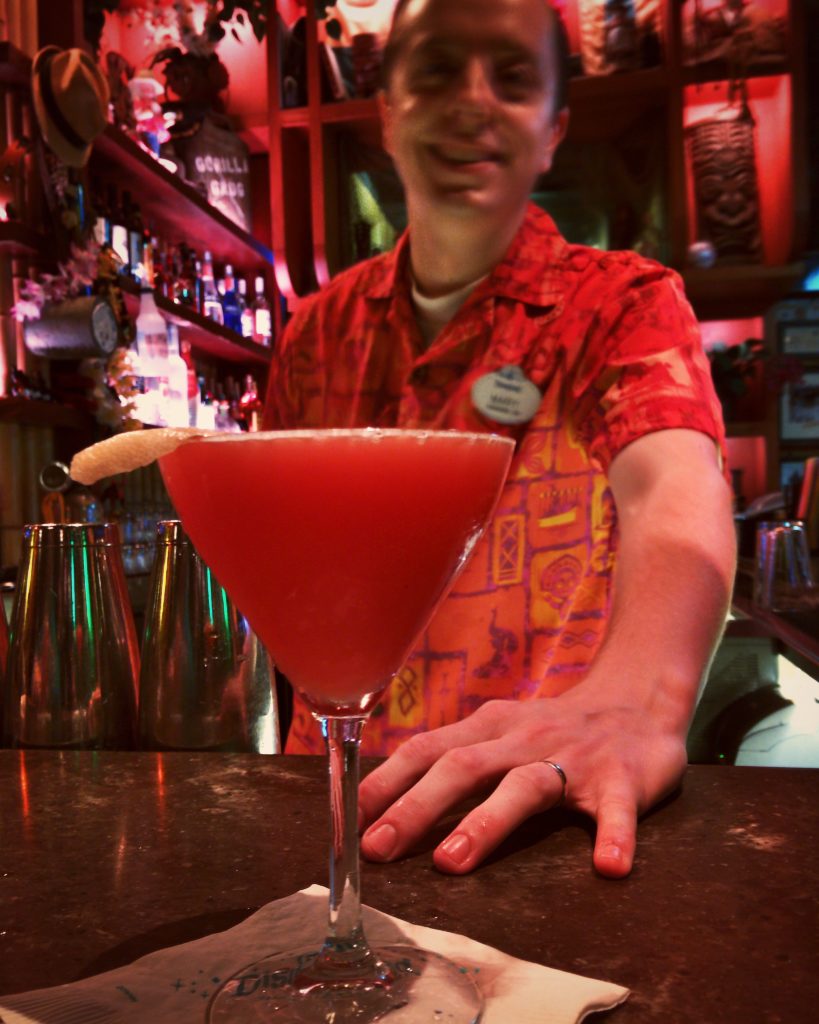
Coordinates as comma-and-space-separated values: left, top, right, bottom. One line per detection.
380, 0, 570, 115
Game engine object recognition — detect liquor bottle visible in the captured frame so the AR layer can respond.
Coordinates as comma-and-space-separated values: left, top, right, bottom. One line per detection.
251, 275, 272, 346
180, 337, 200, 426
196, 375, 217, 430
163, 323, 192, 428
238, 278, 255, 339
172, 244, 196, 307
201, 251, 223, 324
193, 258, 204, 313
221, 264, 242, 334
213, 381, 241, 432
90, 182, 111, 248
238, 374, 263, 432
141, 232, 155, 292
108, 185, 130, 272
170, 245, 184, 304
152, 237, 170, 299
123, 191, 144, 282
132, 284, 169, 426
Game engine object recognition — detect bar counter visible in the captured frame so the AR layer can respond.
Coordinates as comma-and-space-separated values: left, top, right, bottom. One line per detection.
0, 752, 816, 1021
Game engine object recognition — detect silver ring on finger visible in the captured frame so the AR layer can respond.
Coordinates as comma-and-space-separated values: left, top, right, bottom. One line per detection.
542, 759, 567, 806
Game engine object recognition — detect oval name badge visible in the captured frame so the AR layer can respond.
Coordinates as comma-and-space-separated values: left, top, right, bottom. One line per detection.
471, 365, 542, 425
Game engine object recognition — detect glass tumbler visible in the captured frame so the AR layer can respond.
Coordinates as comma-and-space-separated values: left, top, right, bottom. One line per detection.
3, 523, 140, 748
139, 521, 280, 753
753, 519, 816, 612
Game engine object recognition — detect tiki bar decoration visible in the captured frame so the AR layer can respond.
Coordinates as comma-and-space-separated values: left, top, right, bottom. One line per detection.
686, 98, 762, 264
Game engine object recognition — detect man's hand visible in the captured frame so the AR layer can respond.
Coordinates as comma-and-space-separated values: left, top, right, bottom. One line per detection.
360, 429, 736, 877
359, 686, 687, 877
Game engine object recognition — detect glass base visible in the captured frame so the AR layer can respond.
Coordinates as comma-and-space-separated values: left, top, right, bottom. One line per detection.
206, 943, 483, 1023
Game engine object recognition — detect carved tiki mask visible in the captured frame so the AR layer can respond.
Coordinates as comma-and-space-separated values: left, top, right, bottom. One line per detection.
686, 110, 763, 263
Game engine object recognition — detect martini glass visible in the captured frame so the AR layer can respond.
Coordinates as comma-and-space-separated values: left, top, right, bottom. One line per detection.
159, 428, 514, 1023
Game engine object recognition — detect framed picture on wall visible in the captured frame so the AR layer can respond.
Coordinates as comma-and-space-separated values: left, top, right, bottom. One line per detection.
781, 372, 819, 440
779, 322, 819, 357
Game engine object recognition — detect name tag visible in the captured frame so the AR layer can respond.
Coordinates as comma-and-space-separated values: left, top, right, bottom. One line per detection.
471, 365, 541, 425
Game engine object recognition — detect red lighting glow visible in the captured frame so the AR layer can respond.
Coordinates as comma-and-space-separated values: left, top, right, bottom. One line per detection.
700, 317, 765, 353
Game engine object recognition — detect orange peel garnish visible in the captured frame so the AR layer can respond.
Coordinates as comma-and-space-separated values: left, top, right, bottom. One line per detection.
69, 427, 216, 485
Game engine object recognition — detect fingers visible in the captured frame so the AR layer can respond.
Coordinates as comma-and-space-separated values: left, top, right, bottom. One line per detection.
359, 708, 508, 828
591, 786, 638, 879
361, 737, 520, 863
432, 760, 568, 874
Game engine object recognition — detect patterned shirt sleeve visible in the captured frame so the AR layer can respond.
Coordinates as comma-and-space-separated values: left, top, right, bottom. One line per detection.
569, 258, 726, 473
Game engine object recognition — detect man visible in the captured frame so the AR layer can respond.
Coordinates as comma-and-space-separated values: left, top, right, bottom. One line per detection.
264, 0, 736, 879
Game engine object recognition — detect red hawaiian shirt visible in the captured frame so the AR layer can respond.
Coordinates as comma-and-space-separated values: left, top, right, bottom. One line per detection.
263, 204, 726, 756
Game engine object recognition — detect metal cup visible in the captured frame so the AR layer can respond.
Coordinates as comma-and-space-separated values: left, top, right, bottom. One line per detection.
3, 523, 140, 748
139, 521, 280, 753
753, 520, 816, 612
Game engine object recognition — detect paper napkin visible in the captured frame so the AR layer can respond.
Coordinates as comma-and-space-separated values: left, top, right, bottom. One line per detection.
0, 884, 629, 1023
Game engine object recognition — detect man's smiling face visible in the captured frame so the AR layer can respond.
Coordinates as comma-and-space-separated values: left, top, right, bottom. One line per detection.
380, 0, 567, 225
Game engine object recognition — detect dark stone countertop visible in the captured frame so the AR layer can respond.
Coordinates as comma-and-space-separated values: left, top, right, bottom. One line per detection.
0, 752, 817, 1022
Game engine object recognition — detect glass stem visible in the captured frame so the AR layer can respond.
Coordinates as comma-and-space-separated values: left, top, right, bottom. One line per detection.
314, 714, 385, 979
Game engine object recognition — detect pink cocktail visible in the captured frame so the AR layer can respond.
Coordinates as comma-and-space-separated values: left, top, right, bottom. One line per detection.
160, 429, 514, 1023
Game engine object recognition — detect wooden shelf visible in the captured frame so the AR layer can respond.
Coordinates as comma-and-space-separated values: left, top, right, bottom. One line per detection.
681, 59, 791, 87
0, 222, 46, 256
726, 422, 770, 439
92, 126, 273, 274
279, 98, 380, 128
120, 283, 273, 368
565, 67, 670, 142
0, 397, 95, 431
683, 263, 806, 321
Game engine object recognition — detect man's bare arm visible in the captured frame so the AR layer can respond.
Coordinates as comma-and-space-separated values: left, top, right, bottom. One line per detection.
358, 429, 737, 877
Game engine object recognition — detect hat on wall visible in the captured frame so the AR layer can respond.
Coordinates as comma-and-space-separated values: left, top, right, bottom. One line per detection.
32, 47, 110, 168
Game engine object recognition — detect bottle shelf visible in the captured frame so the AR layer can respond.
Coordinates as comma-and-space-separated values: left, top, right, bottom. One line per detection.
0, 397, 95, 431
683, 263, 807, 321
681, 58, 791, 88
92, 126, 273, 274
120, 282, 273, 367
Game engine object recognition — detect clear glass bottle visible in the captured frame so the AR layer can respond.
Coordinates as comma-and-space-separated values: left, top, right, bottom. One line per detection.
251, 275, 272, 346
123, 190, 144, 282
201, 250, 224, 325
91, 181, 111, 248
108, 185, 130, 272
238, 278, 255, 339
132, 285, 169, 426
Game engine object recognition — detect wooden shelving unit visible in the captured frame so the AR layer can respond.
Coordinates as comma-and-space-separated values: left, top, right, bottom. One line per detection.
684, 264, 808, 322
92, 126, 273, 274
267, 1, 806, 328
120, 282, 272, 368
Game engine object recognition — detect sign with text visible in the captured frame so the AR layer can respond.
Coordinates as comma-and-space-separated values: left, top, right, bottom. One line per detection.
176, 116, 252, 233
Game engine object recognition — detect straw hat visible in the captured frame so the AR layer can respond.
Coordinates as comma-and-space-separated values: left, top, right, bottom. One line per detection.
32, 47, 110, 168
